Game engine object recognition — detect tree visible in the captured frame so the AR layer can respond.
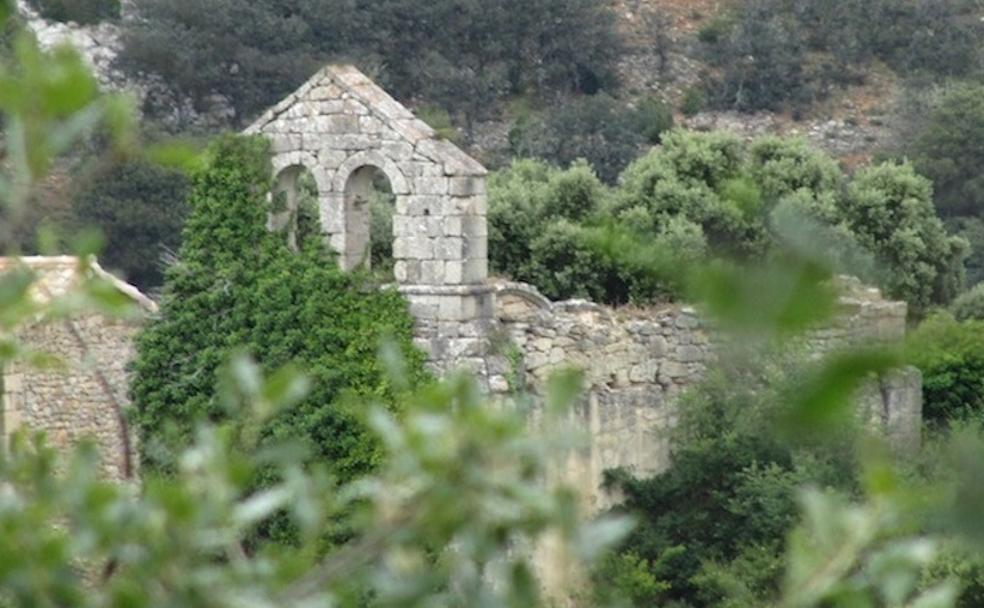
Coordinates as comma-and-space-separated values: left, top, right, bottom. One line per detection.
702, 0, 811, 112
841, 162, 967, 314
509, 93, 653, 185
71, 160, 189, 291
908, 83, 984, 218
129, 135, 428, 505
118, 0, 621, 127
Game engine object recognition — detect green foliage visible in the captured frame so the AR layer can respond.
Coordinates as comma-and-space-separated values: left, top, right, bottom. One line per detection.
615, 130, 764, 257
703, 0, 811, 112
949, 217, 984, 287
129, 135, 428, 508
509, 93, 655, 185
699, 0, 983, 113
27, 0, 119, 24
491, 131, 965, 313
119, 0, 620, 127
602, 354, 861, 606
907, 313, 984, 426
906, 84, 984, 218
951, 283, 984, 322
842, 162, 968, 315
71, 159, 189, 291
681, 87, 706, 116
0, 358, 629, 607
369, 191, 395, 277
632, 96, 675, 146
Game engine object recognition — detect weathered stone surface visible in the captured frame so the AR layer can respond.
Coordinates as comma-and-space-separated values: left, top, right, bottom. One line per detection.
0, 257, 155, 483
488, 278, 921, 517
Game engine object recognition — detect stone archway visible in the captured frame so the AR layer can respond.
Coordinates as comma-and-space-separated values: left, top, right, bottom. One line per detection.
245, 64, 494, 376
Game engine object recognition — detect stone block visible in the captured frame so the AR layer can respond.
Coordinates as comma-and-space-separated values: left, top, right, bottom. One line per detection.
464, 236, 487, 260
403, 195, 445, 217
677, 345, 703, 363
444, 261, 464, 284
462, 258, 488, 283
449, 176, 485, 196
414, 177, 450, 195
382, 141, 415, 160
270, 134, 301, 154
392, 216, 413, 237
437, 237, 465, 260
443, 216, 464, 237
452, 194, 487, 215
463, 215, 489, 238
408, 237, 435, 260
660, 361, 687, 380
421, 260, 445, 284
394, 261, 409, 282
359, 116, 385, 133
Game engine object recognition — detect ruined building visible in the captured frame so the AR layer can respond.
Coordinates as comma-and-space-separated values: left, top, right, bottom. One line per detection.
0, 67, 922, 508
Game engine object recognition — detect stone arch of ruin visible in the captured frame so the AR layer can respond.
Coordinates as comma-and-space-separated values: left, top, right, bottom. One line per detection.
246, 64, 494, 375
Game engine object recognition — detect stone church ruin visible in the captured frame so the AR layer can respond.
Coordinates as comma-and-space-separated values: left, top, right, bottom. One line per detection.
1, 67, 922, 513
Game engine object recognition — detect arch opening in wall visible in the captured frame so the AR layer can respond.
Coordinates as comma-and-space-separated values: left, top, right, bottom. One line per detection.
343, 165, 396, 280
271, 165, 322, 252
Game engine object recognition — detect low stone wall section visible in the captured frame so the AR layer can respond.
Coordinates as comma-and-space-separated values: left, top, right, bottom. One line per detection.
488, 278, 921, 512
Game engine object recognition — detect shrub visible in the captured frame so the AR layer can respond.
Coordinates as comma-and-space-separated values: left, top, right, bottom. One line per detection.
602, 356, 859, 606
952, 283, 984, 322
907, 83, 984, 218
841, 162, 968, 314
949, 216, 984, 286
747, 136, 844, 203
509, 93, 647, 184
616, 130, 761, 256
680, 87, 706, 117
28, 0, 119, 24
488, 159, 555, 281
906, 313, 984, 426
526, 219, 624, 303
631, 96, 675, 145
703, 0, 811, 112
130, 135, 428, 534
71, 159, 189, 291
120, 0, 621, 127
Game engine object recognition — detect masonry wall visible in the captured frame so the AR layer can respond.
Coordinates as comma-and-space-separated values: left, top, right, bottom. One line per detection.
2, 313, 141, 481
486, 277, 921, 513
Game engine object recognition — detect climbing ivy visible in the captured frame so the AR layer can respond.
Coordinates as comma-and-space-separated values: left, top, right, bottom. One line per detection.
129, 135, 429, 543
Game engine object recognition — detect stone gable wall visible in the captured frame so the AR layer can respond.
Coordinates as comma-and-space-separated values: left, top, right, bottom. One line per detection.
2, 314, 141, 481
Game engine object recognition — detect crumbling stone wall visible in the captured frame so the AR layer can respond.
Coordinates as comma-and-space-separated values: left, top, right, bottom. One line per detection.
489, 278, 921, 512
0, 257, 154, 482
246, 70, 923, 514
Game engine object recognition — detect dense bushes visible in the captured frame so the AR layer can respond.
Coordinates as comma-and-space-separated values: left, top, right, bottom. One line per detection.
119, 0, 620, 126
952, 283, 984, 322
130, 136, 428, 518
699, 0, 984, 112
600, 357, 860, 606
509, 94, 673, 184
841, 162, 967, 313
28, 0, 119, 24
493, 131, 966, 314
907, 313, 984, 426
905, 84, 984, 219
71, 159, 189, 291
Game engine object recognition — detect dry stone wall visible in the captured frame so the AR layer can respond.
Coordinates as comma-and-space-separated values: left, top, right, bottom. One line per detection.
246, 70, 923, 516
488, 278, 921, 512
0, 257, 154, 482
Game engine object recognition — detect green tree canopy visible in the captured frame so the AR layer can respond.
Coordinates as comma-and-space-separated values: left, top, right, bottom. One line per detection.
129, 135, 428, 509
